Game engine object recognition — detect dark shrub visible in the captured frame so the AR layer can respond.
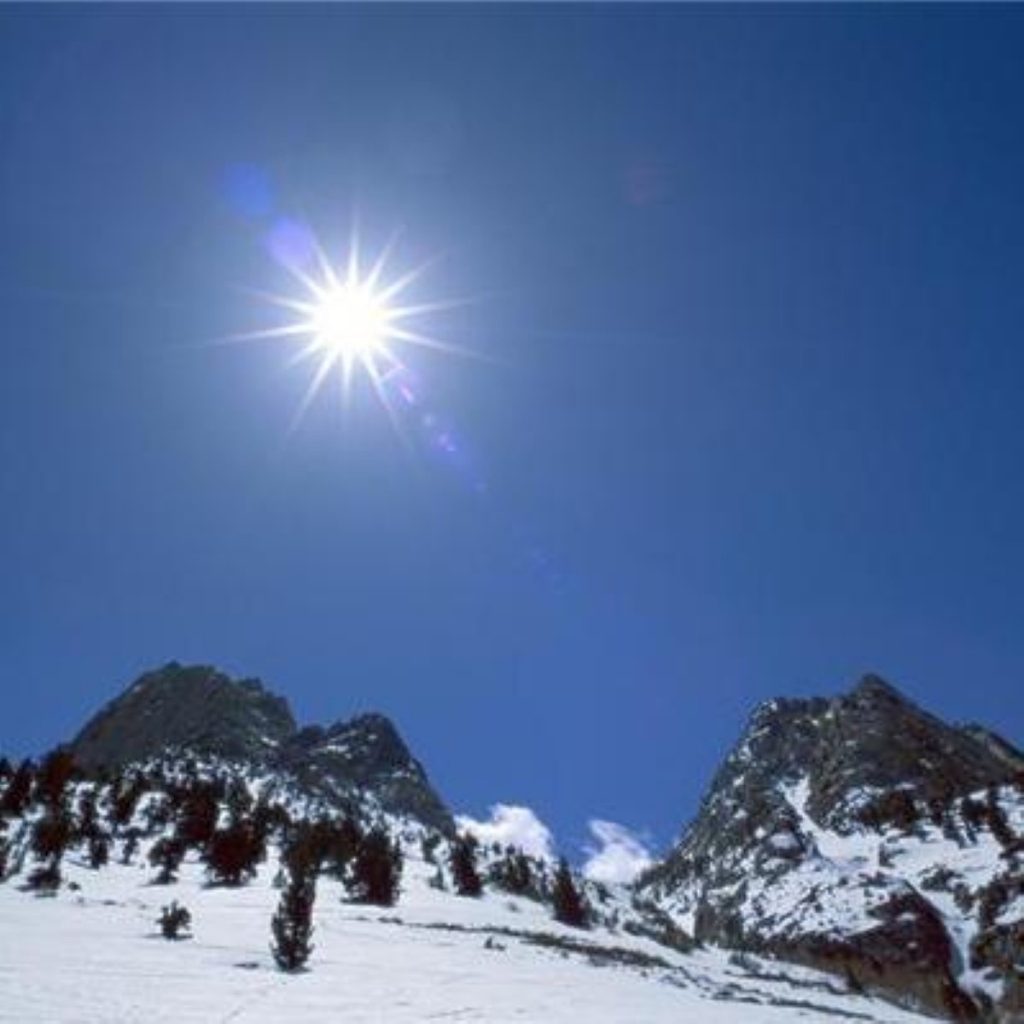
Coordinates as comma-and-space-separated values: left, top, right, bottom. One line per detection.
158, 901, 192, 940
345, 827, 402, 906
271, 869, 316, 972
450, 834, 483, 897
551, 858, 589, 929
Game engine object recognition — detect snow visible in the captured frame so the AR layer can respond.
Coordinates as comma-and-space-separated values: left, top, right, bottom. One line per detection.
652, 772, 1021, 1014
771, 778, 1019, 1003
766, 832, 801, 854
0, 842, 930, 1023
997, 893, 1024, 926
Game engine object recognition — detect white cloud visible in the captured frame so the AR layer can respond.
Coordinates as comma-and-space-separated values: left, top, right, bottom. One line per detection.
581, 819, 653, 886
455, 804, 555, 861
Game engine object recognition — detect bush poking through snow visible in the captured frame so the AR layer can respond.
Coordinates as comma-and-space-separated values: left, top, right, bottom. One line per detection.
149, 836, 186, 884
158, 901, 192, 940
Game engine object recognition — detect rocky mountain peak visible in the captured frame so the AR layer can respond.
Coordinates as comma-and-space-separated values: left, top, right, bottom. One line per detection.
68, 663, 453, 835
640, 673, 1023, 1021
71, 662, 296, 769
713, 674, 1016, 833
848, 672, 908, 703
281, 710, 451, 833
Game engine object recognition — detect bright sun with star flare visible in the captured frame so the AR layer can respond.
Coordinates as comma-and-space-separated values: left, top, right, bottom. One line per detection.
232, 227, 466, 433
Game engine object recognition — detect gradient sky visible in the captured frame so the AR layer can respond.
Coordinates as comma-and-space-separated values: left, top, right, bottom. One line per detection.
1, 5, 1022, 859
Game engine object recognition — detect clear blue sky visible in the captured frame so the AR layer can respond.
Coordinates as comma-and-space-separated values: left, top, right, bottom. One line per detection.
1, 6, 1022, 857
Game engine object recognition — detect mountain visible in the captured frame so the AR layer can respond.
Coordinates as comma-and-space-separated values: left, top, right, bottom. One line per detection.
638, 674, 1024, 1022
0, 661, 935, 1024
70, 663, 296, 767
3, 663, 1022, 1021
279, 713, 451, 834
69, 662, 453, 834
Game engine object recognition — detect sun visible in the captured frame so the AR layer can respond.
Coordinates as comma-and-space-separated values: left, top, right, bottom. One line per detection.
309, 284, 391, 362
280, 243, 411, 406
234, 226, 466, 432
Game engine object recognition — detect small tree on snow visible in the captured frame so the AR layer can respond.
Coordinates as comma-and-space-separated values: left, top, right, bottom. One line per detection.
149, 835, 186, 884
34, 747, 76, 807
450, 834, 483, 897
551, 858, 588, 929
120, 827, 142, 865
345, 827, 402, 907
490, 846, 536, 898
271, 869, 315, 972
0, 759, 33, 818
87, 833, 110, 870
158, 901, 192, 940
204, 819, 264, 887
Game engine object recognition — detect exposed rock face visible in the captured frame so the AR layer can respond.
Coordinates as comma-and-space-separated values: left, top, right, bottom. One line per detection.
280, 713, 453, 834
639, 674, 1024, 1022
69, 663, 453, 835
959, 724, 1024, 779
71, 663, 296, 768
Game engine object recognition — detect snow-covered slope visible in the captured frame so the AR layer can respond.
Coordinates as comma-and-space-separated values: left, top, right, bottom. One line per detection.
0, 837, 930, 1023
3, 666, 1020, 1022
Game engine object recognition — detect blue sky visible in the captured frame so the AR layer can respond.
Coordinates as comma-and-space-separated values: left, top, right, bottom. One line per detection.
1, 6, 1022, 858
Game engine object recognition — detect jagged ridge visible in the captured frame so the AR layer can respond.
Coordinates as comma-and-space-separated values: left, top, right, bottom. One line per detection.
69, 663, 453, 835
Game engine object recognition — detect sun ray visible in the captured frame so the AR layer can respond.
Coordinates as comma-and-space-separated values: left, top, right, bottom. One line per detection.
365, 355, 413, 451
386, 326, 488, 361
286, 337, 328, 368
376, 252, 445, 303
388, 296, 475, 319
286, 349, 338, 438
365, 229, 403, 291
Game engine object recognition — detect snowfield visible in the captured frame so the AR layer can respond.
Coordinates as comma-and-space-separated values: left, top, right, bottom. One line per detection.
0, 845, 930, 1023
